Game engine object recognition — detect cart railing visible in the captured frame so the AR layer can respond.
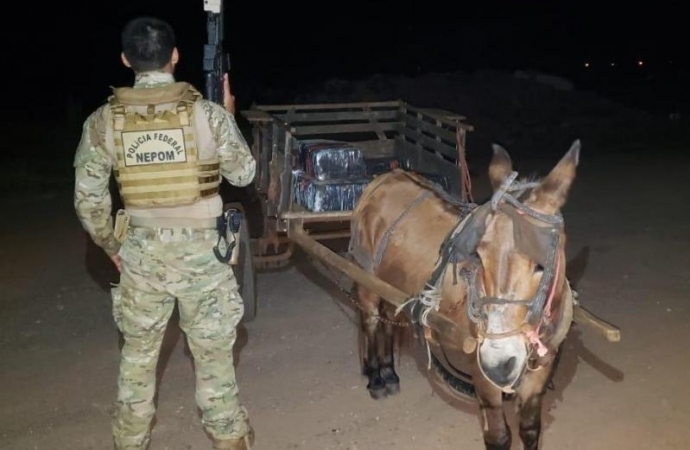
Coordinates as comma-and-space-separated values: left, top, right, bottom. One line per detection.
243, 100, 475, 223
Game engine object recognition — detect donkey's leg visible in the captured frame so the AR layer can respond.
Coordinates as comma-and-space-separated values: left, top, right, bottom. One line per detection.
357, 284, 386, 400
379, 305, 400, 396
516, 390, 545, 450
515, 358, 556, 450
474, 376, 511, 450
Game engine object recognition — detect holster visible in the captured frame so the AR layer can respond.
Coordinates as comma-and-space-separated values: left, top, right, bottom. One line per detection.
213, 208, 242, 265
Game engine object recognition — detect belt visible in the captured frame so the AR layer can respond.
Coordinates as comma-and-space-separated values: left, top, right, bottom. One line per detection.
128, 216, 219, 229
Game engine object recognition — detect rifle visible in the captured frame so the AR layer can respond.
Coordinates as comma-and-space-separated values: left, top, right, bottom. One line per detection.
203, 0, 231, 104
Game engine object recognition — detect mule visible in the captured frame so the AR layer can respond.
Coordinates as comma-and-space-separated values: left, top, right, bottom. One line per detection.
348, 140, 579, 449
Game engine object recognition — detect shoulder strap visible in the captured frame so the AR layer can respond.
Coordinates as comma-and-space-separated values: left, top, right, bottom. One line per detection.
107, 83, 203, 130
110, 81, 195, 105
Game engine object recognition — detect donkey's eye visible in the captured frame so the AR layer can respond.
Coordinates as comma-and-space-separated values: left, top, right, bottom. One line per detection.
533, 264, 544, 274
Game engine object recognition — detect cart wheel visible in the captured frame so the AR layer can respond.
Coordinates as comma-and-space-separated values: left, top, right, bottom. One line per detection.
225, 202, 257, 323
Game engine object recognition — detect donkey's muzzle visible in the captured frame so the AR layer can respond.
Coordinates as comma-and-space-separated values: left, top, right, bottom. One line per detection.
478, 336, 528, 391
481, 356, 517, 386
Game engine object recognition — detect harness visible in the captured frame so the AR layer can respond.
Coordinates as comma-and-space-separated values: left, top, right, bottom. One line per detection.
349, 169, 573, 391
348, 170, 476, 274
411, 171, 571, 392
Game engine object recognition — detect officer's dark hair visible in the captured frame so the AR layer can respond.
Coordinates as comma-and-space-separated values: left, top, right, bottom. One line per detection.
121, 16, 176, 73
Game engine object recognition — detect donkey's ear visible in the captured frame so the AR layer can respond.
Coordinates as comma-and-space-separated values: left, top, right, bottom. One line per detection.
527, 139, 580, 214
489, 143, 513, 191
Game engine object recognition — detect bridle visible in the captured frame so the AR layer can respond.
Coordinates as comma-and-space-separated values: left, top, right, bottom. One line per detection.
464, 171, 564, 357
451, 171, 567, 393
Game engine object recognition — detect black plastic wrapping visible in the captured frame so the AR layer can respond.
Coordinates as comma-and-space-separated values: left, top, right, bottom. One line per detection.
298, 139, 367, 181
293, 170, 371, 212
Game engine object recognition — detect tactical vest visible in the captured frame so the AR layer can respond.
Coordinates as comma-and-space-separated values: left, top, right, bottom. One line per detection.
107, 82, 221, 208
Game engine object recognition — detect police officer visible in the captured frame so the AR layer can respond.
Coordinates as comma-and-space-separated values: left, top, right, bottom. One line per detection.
73, 16, 256, 450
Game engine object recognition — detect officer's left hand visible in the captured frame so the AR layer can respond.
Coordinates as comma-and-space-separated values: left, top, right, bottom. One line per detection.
223, 73, 235, 115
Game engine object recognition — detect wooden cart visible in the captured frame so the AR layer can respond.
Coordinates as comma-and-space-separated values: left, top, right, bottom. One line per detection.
233, 99, 619, 353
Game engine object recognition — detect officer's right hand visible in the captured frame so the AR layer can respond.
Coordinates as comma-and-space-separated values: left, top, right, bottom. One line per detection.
223, 73, 235, 115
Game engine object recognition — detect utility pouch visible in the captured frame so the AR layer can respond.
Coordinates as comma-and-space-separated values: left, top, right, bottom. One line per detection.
113, 209, 130, 243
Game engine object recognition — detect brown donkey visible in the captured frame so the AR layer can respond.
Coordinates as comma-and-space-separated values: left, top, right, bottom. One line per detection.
348, 141, 579, 449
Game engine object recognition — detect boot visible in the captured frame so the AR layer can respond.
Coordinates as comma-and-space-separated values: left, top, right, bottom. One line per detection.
212, 427, 254, 450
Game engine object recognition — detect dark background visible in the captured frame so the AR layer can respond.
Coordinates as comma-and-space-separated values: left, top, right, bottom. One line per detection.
1, 1, 688, 196
7, 1, 689, 114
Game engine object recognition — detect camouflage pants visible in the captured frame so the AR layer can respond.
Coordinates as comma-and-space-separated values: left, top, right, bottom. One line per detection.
110, 226, 250, 450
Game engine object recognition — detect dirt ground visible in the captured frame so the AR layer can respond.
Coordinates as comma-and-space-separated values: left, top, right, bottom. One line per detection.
1, 142, 689, 450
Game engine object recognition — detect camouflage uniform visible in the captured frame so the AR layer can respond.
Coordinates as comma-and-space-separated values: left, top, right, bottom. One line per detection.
74, 71, 256, 450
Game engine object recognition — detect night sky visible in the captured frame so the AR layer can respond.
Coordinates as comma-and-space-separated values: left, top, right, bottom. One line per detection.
8, 1, 689, 114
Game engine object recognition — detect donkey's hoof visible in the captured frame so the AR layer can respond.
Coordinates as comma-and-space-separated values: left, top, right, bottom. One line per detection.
368, 385, 388, 400
366, 374, 387, 400
385, 382, 400, 396
380, 367, 400, 396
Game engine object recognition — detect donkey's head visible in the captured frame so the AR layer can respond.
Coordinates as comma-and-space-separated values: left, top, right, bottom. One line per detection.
472, 140, 580, 391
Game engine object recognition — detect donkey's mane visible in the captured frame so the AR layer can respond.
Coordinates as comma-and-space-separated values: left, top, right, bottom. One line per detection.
513, 174, 542, 201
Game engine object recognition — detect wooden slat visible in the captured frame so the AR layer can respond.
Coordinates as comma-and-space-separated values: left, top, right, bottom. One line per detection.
396, 140, 462, 198
241, 109, 273, 123
401, 114, 458, 144
273, 109, 399, 124
403, 104, 474, 131
265, 123, 282, 216
291, 121, 399, 136
396, 125, 458, 162
356, 139, 395, 158
363, 104, 387, 140
259, 124, 271, 192
255, 100, 402, 112
420, 107, 466, 121
282, 210, 353, 221
278, 131, 294, 215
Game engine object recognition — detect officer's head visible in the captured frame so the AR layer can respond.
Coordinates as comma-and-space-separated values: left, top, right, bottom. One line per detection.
120, 16, 179, 73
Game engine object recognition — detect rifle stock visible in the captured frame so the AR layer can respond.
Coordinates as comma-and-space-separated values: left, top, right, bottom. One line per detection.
203, 0, 230, 105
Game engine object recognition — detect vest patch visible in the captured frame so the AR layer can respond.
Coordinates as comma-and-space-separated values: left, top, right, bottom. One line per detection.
107, 83, 221, 207
122, 128, 187, 166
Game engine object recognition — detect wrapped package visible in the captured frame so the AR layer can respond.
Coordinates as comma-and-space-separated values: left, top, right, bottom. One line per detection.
293, 170, 371, 212
298, 139, 367, 181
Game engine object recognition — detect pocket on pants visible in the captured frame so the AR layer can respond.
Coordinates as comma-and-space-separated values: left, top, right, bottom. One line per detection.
111, 285, 123, 331
207, 283, 244, 339
223, 286, 245, 330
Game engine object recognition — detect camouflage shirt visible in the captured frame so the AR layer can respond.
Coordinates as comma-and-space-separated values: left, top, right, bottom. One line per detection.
73, 71, 256, 257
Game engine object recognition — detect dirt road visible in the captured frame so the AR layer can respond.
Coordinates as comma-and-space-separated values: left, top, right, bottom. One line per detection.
1, 147, 689, 450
